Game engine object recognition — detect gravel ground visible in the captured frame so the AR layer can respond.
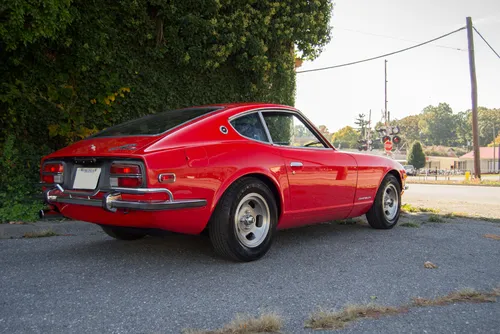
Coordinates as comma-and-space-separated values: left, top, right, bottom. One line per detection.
1, 215, 499, 333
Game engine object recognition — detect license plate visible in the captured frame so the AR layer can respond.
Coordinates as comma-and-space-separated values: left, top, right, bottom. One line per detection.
73, 168, 101, 190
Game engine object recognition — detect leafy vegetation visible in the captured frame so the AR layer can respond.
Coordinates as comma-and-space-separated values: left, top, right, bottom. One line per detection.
407, 141, 426, 169
393, 104, 500, 149
331, 126, 360, 149
0, 0, 334, 222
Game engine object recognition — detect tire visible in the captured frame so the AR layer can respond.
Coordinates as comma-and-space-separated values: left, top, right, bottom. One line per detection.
366, 174, 401, 229
209, 177, 278, 262
100, 225, 147, 240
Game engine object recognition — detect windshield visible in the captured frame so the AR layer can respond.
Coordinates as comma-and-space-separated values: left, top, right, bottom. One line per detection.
92, 107, 222, 137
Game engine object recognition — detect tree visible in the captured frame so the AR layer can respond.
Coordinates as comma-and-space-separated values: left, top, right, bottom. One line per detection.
407, 141, 426, 169
455, 111, 472, 147
488, 133, 500, 147
354, 114, 369, 138
317, 124, 330, 138
477, 107, 500, 146
397, 115, 421, 144
418, 103, 456, 146
331, 126, 360, 149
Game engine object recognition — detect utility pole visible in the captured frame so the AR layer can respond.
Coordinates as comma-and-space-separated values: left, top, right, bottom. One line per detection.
493, 125, 496, 173
384, 60, 388, 127
466, 17, 481, 179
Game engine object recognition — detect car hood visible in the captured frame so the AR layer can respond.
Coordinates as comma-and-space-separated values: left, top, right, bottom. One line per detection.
45, 136, 161, 158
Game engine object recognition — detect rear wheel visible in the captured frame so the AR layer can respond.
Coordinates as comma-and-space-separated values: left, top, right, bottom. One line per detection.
366, 174, 401, 229
100, 225, 147, 240
209, 177, 278, 262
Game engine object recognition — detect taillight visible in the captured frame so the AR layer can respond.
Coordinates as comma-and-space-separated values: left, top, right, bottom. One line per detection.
110, 163, 143, 188
41, 162, 64, 184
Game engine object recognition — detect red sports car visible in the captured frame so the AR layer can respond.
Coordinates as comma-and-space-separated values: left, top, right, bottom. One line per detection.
40, 103, 407, 261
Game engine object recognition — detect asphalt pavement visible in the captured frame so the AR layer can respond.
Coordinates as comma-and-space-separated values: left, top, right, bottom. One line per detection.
1, 217, 499, 333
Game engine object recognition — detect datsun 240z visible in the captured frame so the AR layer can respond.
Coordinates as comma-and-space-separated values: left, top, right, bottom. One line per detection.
40, 103, 407, 261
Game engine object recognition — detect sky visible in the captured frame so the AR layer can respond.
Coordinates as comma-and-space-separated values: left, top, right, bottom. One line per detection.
295, 0, 500, 133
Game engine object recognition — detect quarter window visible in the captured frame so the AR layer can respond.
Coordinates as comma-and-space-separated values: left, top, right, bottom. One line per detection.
262, 112, 327, 148
230, 113, 269, 142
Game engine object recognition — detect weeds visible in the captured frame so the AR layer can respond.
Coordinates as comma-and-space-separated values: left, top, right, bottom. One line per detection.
412, 288, 499, 306
400, 222, 420, 228
183, 313, 282, 334
428, 215, 446, 223
402, 204, 439, 214
23, 229, 60, 238
305, 304, 405, 330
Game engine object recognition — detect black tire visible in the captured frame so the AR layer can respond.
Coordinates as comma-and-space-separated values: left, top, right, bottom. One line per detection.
209, 177, 278, 262
366, 174, 401, 229
100, 225, 147, 240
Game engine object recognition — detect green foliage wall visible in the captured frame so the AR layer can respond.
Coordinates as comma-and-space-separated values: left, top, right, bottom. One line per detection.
0, 0, 333, 222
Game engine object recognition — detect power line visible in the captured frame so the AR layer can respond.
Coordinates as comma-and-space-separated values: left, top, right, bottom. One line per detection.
335, 27, 467, 51
473, 26, 500, 59
297, 26, 467, 74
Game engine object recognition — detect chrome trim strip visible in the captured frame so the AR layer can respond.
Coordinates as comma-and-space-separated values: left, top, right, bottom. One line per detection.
44, 186, 205, 212
229, 107, 333, 150
158, 173, 176, 183
41, 184, 174, 201
258, 111, 273, 143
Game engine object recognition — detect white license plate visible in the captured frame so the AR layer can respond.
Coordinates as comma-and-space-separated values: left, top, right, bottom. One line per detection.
73, 168, 101, 190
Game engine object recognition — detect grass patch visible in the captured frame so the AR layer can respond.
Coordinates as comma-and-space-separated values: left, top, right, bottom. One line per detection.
402, 204, 439, 214
428, 215, 446, 223
412, 288, 499, 307
305, 287, 499, 330
400, 222, 420, 228
23, 229, 60, 238
305, 304, 406, 330
183, 313, 283, 334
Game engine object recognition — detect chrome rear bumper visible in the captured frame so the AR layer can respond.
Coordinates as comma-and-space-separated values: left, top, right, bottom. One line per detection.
43, 184, 207, 212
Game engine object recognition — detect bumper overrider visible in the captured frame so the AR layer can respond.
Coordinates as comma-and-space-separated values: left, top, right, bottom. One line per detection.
43, 184, 207, 212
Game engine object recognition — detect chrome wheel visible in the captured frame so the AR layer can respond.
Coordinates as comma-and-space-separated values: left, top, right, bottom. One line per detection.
382, 183, 399, 221
234, 193, 270, 248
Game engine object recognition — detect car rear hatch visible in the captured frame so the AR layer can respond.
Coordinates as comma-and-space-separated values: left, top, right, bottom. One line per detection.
41, 136, 160, 192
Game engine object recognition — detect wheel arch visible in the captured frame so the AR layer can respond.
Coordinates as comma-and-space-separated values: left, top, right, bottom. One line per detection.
386, 169, 403, 190
208, 171, 284, 224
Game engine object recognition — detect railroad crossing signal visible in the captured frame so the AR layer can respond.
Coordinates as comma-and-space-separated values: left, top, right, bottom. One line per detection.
377, 126, 401, 147
384, 140, 393, 152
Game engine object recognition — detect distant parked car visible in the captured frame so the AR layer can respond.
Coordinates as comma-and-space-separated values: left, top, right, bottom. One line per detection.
40, 103, 407, 261
403, 165, 416, 176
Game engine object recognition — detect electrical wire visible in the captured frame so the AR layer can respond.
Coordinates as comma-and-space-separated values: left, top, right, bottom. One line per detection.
335, 27, 467, 51
296, 26, 467, 74
473, 26, 500, 59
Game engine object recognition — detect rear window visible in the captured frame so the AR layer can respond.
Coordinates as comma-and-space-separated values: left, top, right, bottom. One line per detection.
92, 107, 221, 137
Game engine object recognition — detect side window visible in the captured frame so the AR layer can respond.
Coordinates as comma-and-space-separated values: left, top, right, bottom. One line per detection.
230, 113, 269, 142
262, 112, 327, 148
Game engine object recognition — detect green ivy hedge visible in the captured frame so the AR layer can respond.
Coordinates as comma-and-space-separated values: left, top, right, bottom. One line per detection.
0, 0, 332, 222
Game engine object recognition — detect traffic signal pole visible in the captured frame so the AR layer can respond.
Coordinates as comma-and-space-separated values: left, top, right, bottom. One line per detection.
466, 17, 481, 179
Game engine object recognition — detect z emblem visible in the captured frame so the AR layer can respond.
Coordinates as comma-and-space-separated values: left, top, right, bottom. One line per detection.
90, 144, 96, 151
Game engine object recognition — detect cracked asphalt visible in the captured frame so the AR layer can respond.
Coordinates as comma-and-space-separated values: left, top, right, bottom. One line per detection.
1, 214, 499, 333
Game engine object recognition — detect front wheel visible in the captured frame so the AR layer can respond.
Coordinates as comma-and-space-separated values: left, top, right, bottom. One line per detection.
209, 177, 278, 262
366, 174, 401, 229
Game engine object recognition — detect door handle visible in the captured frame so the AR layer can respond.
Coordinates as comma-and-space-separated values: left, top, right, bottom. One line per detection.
290, 162, 303, 167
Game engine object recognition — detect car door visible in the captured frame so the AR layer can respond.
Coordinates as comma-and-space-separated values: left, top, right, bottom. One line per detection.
261, 111, 357, 227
